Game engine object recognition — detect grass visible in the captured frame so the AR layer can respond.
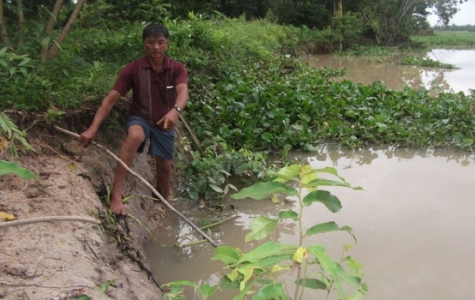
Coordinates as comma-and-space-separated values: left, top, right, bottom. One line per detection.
412, 30, 475, 48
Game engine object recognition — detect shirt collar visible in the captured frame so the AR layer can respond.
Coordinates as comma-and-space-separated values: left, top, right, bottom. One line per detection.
140, 55, 171, 71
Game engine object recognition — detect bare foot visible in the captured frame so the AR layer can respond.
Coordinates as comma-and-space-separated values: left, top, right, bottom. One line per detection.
110, 196, 127, 216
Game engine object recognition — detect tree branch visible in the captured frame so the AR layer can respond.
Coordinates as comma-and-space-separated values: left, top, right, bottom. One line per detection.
47, 0, 86, 60
0, 0, 14, 51
41, 0, 64, 62
53, 125, 219, 248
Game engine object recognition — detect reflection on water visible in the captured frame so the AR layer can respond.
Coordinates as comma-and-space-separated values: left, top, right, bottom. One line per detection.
146, 145, 475, 300
304, 49, 475, 95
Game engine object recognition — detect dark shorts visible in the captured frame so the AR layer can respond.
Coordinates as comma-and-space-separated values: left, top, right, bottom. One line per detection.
126, 116, 175, 160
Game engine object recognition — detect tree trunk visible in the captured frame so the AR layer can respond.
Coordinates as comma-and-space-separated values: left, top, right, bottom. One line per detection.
40, 0, 64, 62
17, 0, 24, 43
17, 0, 24, 27
0, 0, 13, 50
47, 0, 86, 60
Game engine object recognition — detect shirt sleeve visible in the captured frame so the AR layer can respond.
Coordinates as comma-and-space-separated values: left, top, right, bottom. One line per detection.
112, 62, 135, 96
174, 63, 188, 85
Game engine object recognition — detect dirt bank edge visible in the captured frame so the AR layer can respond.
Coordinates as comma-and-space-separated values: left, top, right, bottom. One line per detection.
0, 125, 165, 300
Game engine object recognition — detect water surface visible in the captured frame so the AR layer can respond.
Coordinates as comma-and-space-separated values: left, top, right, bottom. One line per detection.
304, 49, 475, 95
147, 146, 475, 299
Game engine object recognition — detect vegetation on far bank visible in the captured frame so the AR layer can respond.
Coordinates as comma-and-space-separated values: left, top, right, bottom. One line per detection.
2, 2, 475, 202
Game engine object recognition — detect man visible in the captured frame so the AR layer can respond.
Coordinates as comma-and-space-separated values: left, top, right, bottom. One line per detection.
80, 23, 189, 216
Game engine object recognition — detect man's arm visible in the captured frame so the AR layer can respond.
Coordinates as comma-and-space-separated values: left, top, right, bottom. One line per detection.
173, 82, 189, 112
157, 83, 189, 131
79, 90, 122, 147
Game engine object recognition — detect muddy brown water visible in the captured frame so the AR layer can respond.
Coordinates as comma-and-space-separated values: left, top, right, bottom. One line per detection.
146, 146, 475, 299
146, 50, 475, 299
304, 49, 475, 95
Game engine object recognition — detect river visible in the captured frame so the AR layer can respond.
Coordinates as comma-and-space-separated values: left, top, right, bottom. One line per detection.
146, 49, 475, 299
304, 49, 475, 95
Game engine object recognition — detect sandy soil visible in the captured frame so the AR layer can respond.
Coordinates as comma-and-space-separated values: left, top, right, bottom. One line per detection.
0, 123, 165, 300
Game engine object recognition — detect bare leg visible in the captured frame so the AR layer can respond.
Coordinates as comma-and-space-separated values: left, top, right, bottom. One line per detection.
155, 157, 173, 201
110, 125, 145, 215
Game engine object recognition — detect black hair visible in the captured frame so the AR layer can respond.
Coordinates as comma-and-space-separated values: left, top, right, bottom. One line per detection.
142, 23, 169, 40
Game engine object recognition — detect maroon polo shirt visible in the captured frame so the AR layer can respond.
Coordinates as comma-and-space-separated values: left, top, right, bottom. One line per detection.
112, 55, 188, 123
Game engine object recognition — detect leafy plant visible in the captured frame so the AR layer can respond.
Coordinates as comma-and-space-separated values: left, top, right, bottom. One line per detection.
164, 163, 367, 299
180, 140, 269, 202
0, 113, 37, 179
0, 112, 35, 157
0, 160, 37, 179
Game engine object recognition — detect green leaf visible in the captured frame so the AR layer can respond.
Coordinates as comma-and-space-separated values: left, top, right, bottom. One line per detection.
163, 280, 197, 287
308, 244, 361, 299
70, 296, 91, 300
238, 264, 258, 291
237, 242, 298, 264
231, 181, 297, 200
164, 285, 186, 300
308, 244, 346, 299
198, 284, 218, 298
272, 164, 300, 183
313, 166, 346, 182
303, 190, 342, 212
245, 216, 278, 242
257, 254, 294, 268
220, 275, 241, 290
261, 132, 272, 143
211, 246, 242, 264
300, 164, 317, 186
233, 277, 256, 300
0, 160, 38, 179
278, 210, 298, 221
306, 178, 363, 190
253, 283, 288, 300
209, 183, 224, 193
345, 256, 364, 277
296, 278, 327, 290
306, 221, 357, 243
18, 58, 31, 67
19, 67, 27, 77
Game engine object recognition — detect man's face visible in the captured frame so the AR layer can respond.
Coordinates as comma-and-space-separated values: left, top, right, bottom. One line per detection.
144, 36, 168, 60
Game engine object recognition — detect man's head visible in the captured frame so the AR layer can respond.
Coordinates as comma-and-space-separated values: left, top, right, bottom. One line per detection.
142, 23, 169, 40
142, 23, 169, 61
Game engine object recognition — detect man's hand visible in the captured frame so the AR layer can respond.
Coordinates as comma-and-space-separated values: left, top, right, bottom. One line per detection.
156, 109, 179, 131
79, 128, 96, 147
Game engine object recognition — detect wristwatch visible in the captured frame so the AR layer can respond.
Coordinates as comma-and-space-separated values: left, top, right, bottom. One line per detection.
173, 106, 182, 113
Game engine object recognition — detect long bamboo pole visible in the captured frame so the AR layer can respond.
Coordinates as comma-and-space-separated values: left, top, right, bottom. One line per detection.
53, 125, 219, 248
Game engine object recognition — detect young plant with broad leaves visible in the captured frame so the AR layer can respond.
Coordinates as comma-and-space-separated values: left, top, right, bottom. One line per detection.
164, 163, 368, 299
0, 112, 37, 179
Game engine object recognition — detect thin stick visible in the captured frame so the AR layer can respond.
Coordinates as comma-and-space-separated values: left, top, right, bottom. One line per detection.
179, 114, 203, 154
177, 215, 240, 239
199, 215, 240, 230
53, 125, 219, 248
0, 216, 101, 229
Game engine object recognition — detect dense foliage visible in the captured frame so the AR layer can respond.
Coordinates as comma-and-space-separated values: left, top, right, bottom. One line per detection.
1, 1, 475, 201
